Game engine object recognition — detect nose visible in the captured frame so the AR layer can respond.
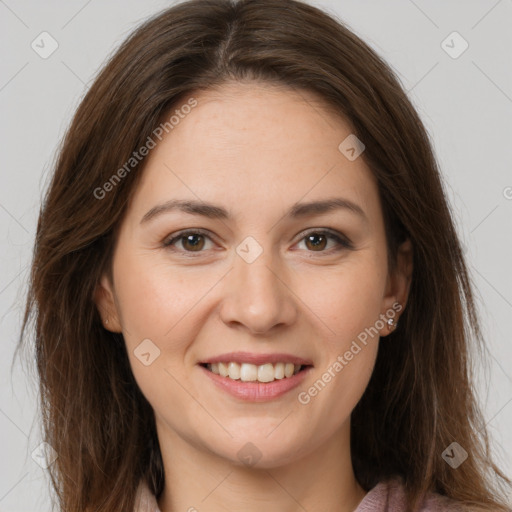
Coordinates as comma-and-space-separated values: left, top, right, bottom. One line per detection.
219, 248, 298, 335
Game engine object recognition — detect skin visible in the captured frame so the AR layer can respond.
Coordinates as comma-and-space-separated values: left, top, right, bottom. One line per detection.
95, 81, 413, 512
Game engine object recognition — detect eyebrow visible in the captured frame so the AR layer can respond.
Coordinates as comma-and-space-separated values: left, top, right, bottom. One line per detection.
140, 197, 368, 224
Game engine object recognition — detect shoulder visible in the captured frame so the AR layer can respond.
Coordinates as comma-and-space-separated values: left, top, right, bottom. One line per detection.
355, 477, 468, 512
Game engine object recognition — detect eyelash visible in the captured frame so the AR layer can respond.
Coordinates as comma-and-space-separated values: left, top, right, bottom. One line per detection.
162, 228, 353, 256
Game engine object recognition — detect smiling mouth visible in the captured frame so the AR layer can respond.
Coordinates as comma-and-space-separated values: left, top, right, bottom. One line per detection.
200, 362, 312, 383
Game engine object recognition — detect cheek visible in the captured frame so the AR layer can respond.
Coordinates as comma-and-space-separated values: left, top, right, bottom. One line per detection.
113, 249, 200, 342
300, 344, 378, 445
111, 248, 229, 386
112, 251, 201, 410
292, 252, 385, 414
298, 252, 388, 347
296, 264, 384, 436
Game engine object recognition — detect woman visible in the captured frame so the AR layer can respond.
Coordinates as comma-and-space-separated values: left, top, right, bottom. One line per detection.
18, 0, 511, 511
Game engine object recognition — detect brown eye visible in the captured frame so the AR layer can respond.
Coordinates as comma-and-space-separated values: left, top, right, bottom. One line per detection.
297, 230, 352, 253
180, 233, 206, 251
304, 233, 328, 251
164, 230, 214, 253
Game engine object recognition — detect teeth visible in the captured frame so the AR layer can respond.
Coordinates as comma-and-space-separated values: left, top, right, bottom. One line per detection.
257, 363, 274, 383
240, 363, 258, 381
285, 362, 295, 378
228, 362, 240, 380
274, 362, 285, 379
206, 361, 304, 382
218, 362, 228, 377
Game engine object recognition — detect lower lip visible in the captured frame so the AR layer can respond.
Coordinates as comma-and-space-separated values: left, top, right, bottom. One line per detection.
198, 365, 312, 402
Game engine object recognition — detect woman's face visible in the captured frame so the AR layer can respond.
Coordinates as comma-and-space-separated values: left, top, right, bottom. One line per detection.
97, 81, 411, 468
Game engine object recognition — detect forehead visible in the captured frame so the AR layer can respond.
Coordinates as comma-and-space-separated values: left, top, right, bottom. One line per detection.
129, 81, 381, 227
180, 81, 353, 157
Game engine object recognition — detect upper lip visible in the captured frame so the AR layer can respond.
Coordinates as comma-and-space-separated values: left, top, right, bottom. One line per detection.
199, 351, 313, 366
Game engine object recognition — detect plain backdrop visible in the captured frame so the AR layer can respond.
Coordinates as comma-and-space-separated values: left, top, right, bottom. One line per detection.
1, 0, 511, 510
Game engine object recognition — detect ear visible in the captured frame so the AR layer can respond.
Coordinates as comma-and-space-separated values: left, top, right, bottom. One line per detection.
380, 238, 413, 336
94, 273, 123, 333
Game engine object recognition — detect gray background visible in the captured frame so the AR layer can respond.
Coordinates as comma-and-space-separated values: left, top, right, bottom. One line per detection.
1, 0, 511, 510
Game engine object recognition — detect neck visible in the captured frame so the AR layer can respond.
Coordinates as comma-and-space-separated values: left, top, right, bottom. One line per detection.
156, 419, 367, 512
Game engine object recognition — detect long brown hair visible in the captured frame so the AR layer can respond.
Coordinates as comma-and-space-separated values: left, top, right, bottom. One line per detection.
17, 0, 511, 511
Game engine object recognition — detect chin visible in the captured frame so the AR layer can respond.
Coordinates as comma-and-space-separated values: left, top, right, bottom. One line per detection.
210, 434, 310, 470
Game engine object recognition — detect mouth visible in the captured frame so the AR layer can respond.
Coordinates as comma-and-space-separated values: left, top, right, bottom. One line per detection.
197, 351, 314, 401
199, 361, 312, 383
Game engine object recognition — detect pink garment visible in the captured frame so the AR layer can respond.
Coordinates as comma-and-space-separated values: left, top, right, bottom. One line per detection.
133, 476, 464, 511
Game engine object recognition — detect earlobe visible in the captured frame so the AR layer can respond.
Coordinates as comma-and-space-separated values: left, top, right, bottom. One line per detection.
94, 274, 123, 332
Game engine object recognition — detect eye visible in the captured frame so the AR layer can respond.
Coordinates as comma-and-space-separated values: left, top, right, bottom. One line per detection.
163, 229, 215, 254
295, 229, 353, 253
